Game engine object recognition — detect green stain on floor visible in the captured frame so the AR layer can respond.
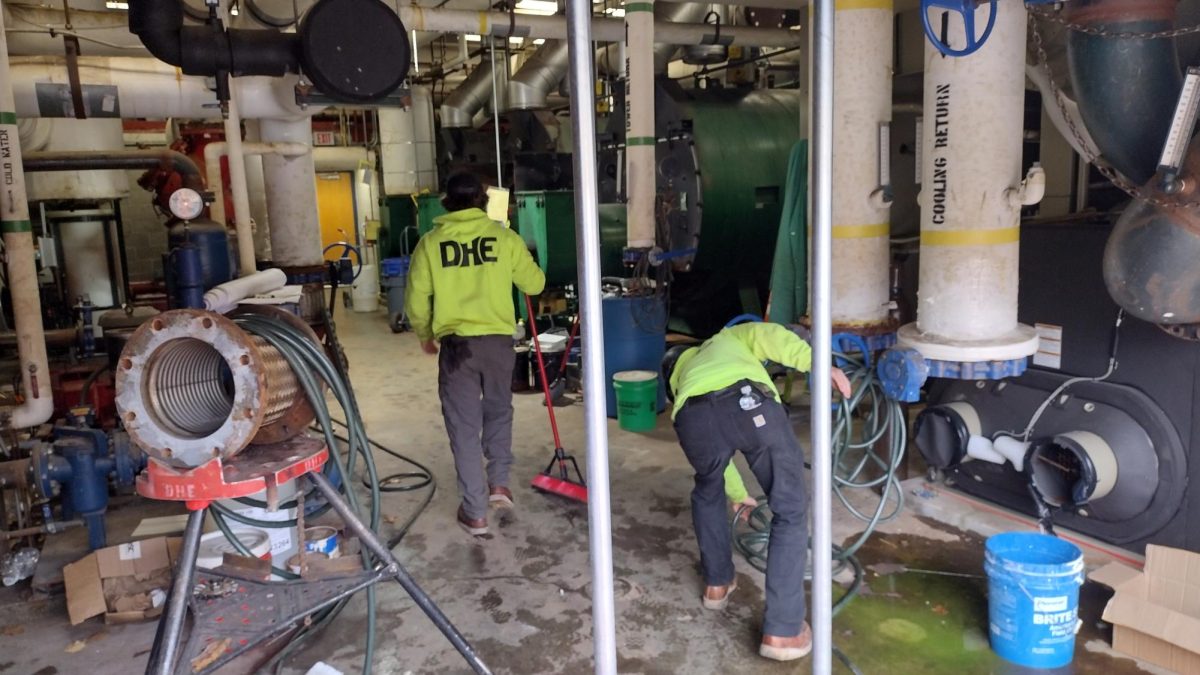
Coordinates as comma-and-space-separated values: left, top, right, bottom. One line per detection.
826, 521, 1155, 675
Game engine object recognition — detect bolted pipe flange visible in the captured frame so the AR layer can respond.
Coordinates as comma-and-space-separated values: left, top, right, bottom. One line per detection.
115, 308, 314, 468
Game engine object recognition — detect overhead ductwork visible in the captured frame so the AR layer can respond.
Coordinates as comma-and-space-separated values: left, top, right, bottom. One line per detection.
441, 51, 508, 128
507, 40, 569, 111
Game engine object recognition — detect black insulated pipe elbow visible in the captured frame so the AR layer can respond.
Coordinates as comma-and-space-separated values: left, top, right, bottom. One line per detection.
128, 0, 300, 78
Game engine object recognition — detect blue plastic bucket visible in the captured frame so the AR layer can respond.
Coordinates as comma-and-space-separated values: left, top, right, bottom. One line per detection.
984, 532, 1085, 669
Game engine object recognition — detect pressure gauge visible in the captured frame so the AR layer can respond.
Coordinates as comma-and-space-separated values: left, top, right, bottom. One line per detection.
168, 188, 205, 221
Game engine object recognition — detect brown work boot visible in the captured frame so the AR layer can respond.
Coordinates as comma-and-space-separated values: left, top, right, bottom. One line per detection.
457, 506, 488, 536
760, 622, 813, 661
701, 580, 737, 610
488, 485, 514, 508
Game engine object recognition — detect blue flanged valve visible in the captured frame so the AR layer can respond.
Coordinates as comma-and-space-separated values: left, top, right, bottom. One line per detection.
925, 357, 1028, 380
921, 0, 997, 57
877, 348, 929, 402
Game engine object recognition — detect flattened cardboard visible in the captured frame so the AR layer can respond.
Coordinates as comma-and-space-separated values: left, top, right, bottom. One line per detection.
62, 554, 105, 626
64, 536, 178, 626
1092, 544, 1200, 674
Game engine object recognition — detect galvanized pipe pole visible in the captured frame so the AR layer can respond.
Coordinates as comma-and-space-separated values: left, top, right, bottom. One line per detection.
809, 0, 835, 672
565, 0, 618, 671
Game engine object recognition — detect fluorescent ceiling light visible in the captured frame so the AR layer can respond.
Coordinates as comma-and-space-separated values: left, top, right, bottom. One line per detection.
509, 37, 525, 45
514, 0, 558, 15
604, 7, 625, 17
104, 0, 128, 8
533, 38, 546, 45
465, 34, 482, 42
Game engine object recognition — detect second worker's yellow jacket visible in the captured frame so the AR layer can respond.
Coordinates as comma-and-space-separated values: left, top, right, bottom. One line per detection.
404, 208, 546, 341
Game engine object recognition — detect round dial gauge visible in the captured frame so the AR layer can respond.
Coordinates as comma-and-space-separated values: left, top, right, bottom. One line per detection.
168, 188, 205, 221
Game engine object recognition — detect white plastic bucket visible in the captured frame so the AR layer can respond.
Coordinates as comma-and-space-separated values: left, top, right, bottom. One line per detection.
196, 528, 272, 569
351, 264, 379, 312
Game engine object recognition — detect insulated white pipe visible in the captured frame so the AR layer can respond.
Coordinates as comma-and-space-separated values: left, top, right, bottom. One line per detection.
314, 146, 374, 172
625, 0, 656, 250
223, 95, 257, 276
203, 268, 288, 315
0, 11, 52, 429
260, 118, 323, 268
397, 7, 804, 47
203, 140, 309, 270
993, 436, 1029, 472
831, 0, 892, 328
9, 57, 310, 121
898, 0, 1039, 363
966, 436, 1007, 465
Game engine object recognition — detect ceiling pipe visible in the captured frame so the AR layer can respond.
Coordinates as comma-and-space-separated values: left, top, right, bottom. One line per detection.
128, 0, 300, 79
398, 7, 804, 47
9, 56, 310, 120
22, 149, 205, 191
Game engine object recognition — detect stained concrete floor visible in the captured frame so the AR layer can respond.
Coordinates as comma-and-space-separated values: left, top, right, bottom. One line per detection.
0, 301, 1173, 674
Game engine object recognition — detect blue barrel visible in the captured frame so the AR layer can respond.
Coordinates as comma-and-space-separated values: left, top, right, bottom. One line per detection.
985, 532, 1085, 669
601, 295, 667, 419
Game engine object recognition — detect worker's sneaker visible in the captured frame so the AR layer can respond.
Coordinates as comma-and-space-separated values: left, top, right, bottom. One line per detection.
489, 485, 514, 508
457, 506, 488, 536
759, 623, 813, 661
701, 581, 737, 610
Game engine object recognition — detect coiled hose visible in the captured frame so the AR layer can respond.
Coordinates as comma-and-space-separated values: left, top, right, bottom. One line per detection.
200, 313, 438, 675
732, 350, 907, 674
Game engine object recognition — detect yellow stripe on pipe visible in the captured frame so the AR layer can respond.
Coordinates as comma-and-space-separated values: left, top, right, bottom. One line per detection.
478, 12, 488, 37
921, 227, 1020, 247
835, 0, 892, 10
832, 223, 889, 239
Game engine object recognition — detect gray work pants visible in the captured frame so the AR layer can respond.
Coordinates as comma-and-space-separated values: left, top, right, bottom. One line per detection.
673, 380, 809, 637
438, 334, 516, 520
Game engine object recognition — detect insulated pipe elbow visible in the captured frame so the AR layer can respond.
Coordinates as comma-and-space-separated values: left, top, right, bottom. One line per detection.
127, 0, 185, 66
1066, 0, 1181, 184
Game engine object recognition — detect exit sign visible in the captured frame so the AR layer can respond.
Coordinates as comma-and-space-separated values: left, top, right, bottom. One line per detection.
312, 130, 336, 146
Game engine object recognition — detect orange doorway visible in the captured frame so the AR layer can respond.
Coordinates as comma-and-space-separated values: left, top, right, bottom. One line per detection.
315, 171, 357, 261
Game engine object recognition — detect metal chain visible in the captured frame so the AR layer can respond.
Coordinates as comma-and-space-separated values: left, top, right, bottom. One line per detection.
1027, 12, 1200, 210
1027, 5, 1200, 39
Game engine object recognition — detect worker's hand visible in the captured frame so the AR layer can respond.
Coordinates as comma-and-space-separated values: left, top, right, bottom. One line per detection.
730, 496, 758, 523
421, 339, 439, 355
831, 367, 852, 399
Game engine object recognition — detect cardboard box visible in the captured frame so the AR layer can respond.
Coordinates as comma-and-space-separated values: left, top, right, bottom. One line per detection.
1091, 544, 1200, 674
62, 536, 181, 626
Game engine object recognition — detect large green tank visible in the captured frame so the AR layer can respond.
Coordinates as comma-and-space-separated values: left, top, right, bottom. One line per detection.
599, 82, 802, 335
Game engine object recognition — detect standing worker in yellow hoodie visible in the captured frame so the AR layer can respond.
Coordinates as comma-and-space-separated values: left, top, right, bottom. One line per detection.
405, 172, 546, 535
663, 322, 851, 661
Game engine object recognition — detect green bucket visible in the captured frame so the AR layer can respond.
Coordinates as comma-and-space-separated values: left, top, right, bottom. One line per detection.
613, 370, 659, 432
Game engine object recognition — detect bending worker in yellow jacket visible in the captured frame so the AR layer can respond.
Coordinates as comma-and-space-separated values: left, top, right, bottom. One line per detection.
404, 172, 546, 536
664, 322, 851, 661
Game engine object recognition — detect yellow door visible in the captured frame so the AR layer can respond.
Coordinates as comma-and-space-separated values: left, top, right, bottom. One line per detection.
315, 171, 357, 261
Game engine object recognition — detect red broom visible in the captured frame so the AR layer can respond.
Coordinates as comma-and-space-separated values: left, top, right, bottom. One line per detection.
525, 295, 588, 503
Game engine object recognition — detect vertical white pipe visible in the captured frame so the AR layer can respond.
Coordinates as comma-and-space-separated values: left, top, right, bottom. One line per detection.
224, 95, 257, 276
0, 10, 52, 429
831, 0, 892, 327
900, 0, 1039, 362
810, 0, 834, 671
624, 0, 656, 249
243, 119, 271, 260
489, 38, 504, 185
260, 118, 323, 268
565, 0, 617, 670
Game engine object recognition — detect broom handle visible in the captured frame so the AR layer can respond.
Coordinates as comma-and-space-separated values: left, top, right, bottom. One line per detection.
524, 295, 564, 449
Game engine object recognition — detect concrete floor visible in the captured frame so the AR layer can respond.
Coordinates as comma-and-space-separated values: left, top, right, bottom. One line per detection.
0, 302, 1173, 674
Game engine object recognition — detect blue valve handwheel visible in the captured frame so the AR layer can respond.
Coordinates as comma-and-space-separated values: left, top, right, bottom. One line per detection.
921, 0, 998, 58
